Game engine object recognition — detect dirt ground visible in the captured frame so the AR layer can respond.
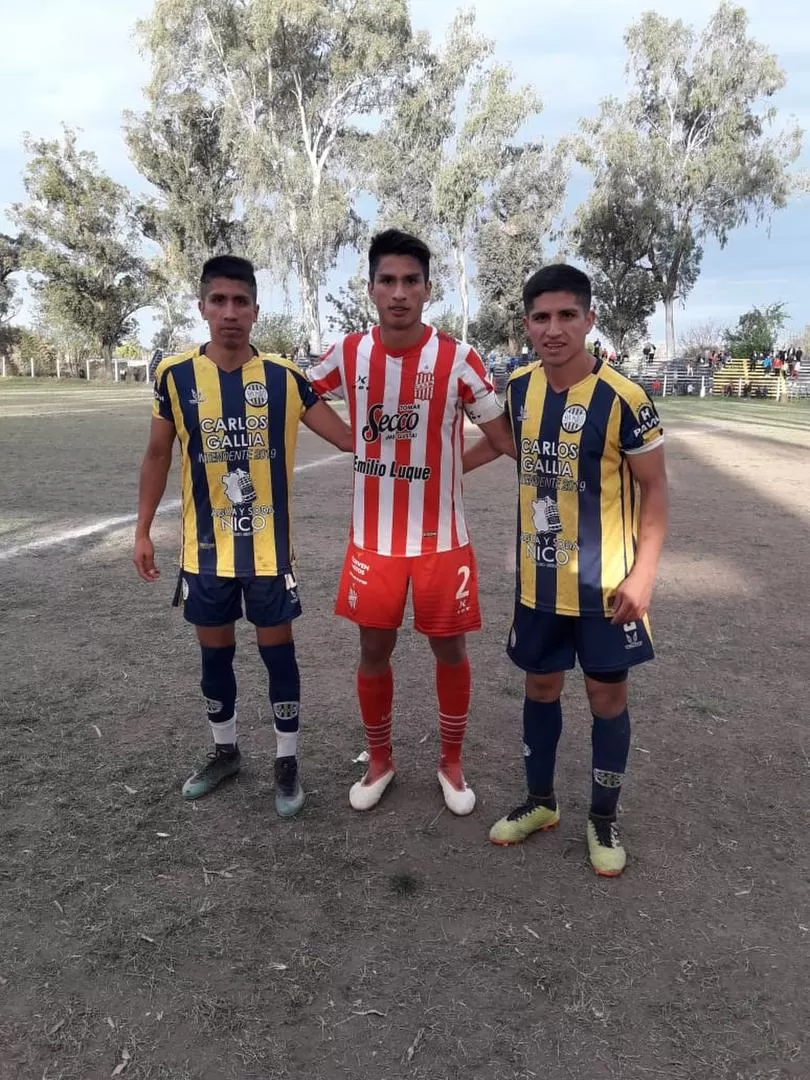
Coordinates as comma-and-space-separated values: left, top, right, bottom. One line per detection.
1, 384, 809, 1080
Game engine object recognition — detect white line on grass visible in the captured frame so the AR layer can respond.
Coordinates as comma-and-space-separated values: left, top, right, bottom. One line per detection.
0, 451, 347, 562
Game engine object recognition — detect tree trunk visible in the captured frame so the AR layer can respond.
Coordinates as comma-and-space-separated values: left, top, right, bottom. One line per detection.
101, 344, 114, 380
664, 296, 676, 362
453, 246, 470, 343
299, 262, 322, 356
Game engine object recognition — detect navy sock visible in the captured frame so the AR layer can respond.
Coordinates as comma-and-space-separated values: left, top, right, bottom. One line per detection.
200, 645, 237, 747
590, 709, 631, 818
522, 698, 563, 805
259, 643, 301, 756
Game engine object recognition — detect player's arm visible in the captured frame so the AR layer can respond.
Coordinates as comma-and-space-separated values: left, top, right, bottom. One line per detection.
134, 416, 176, 582
610, 444, 668, 625
301, 399, 353, 451
463, 435, 504, 474
459, 347, 516, 464
477, 412, 516, 459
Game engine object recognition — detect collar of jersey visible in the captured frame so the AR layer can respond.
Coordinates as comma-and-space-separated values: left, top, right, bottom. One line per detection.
199, 342, 260, 364
543, 355, 603, 393
372, 323, 434, 357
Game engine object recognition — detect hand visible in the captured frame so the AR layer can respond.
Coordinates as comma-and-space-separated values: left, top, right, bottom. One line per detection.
133, 534, 160, 582
609, 569, 653, 626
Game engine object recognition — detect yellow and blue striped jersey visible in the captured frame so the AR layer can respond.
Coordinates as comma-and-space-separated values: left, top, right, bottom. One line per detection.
506, 359, 664, 616
153, 345, 318, 577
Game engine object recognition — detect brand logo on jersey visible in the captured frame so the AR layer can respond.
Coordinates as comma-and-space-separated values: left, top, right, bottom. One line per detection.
222, 469, 256, 506
348, 586, 358, 610
361, 402, 420, 443
633, 403, 660, 438
623, 621, 643, 649
561, 404, 587, 433
516, 405, 529, 423
531, 496, 562, 535
189, 389, 206, 406
244, 381, 269, 407
414, 371, 435, 400
355, 374, 368, 390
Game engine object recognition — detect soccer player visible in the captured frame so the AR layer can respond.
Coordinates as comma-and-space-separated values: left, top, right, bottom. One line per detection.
308, 229, 515, 814
133, 255, 352, 816
464, 264, 668, 875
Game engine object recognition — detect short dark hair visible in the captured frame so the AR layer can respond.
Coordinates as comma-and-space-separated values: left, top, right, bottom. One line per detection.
200, 255, 257, 302
523, 263, 592, 314
369, 229, 431, 283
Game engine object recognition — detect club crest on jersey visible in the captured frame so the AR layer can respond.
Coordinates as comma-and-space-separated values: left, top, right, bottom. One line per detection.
244, 381, 269, 407
414, 371, 435, 400
361, 402, 420, 443
561, 405, 587, 433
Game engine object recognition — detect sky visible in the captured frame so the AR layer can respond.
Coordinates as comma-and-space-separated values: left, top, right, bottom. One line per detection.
1, 0, 808, 348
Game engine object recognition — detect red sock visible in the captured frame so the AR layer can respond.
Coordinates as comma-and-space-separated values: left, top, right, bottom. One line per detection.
357, 668, 394, 771
436, 658, 471, 784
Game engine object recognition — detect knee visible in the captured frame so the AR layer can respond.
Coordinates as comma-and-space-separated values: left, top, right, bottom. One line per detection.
429, 635, 467, 666
526, 672, 564, 703
584, 676, 627, 718
359, 629, 397, 673
200, 644, 236, 681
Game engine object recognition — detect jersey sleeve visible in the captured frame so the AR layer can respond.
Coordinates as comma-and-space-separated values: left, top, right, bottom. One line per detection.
308, 341, 344, 399
152, 362, 175, 424
286, 362, 320, 414
458, 346, 504, 425
619, 388, 664, 455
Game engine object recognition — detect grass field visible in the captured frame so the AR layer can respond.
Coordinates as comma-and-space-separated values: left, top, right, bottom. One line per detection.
1, 381, 808, 1080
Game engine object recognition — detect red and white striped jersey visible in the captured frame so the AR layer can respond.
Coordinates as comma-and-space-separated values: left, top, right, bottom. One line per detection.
309, 324, 502, 557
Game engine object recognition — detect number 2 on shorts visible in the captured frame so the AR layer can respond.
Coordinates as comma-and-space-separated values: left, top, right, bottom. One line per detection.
456, 565, 471, 600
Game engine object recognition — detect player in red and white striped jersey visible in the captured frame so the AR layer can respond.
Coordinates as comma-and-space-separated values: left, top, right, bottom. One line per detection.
309, 229, 515, 815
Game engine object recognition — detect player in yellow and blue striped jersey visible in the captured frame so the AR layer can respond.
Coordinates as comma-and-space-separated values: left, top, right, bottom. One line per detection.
134, 256, 352, 815
464, 264, 668, 876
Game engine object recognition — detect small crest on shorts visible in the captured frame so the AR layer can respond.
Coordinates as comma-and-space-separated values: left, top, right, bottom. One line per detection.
414, 371, 435, 400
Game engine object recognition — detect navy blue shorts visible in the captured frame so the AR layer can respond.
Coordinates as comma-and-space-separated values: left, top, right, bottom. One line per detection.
180, 571, 302, 628
507, 602, 654, 678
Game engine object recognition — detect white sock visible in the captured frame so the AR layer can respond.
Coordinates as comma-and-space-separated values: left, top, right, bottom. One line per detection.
274, 726, 298, 759
211, 713, 237, 746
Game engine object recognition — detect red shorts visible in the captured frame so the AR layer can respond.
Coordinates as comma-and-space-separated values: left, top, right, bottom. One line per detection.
336, 542, 482, 637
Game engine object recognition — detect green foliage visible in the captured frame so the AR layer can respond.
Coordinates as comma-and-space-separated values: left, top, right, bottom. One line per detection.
573, 191, 658, 354
374, 10, 543, 339
724, 303, 788, 358
475, 145, 567, 352
431, 307, 464, 340
14, 327, 58, 375
125, 89, 245, 291
0, 233, 24, 354
251, 312, 306, 356
151, 276, 196, 353
115, 340, 142, 359
468, 303, 511, 355
136, 0, 417, 353
578, 2, 802, 358
325, 273, 376, 336
12, 128, 158, 374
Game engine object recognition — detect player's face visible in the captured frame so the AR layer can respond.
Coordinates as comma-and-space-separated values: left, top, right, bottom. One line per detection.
369, 255, 431, 332
524, 291, 595, 369
199, 277, 258, 351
